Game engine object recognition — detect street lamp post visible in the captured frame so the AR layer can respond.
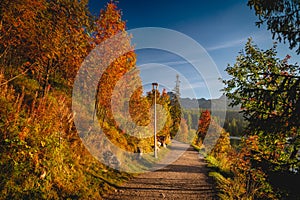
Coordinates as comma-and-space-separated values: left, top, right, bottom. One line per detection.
152, 83, 158, 159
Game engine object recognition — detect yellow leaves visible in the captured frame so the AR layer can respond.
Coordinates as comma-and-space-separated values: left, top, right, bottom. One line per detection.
1, 0, 92, 86
28, 151, 35, 159
95, 3, 138, 124
41, 141, 46, 147
19, 126, 29, 140
95, 2, 126, 43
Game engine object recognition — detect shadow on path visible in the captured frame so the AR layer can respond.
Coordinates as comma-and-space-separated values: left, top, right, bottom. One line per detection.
103, 142, 217, 200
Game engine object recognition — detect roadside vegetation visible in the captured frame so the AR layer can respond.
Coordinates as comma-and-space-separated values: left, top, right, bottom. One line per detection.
204, 1, 300, 199
0, 1, 185, 198
1, 0, 299, 199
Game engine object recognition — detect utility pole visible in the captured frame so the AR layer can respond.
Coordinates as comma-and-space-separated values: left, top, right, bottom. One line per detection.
173, 74, 181, 98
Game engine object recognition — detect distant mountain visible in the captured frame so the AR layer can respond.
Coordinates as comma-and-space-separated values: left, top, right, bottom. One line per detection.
172, 94, 240, 111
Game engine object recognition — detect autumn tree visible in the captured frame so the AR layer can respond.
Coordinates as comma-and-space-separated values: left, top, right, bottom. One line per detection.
248, 0, 300, 54
223, 39, 300, 198
93, 2, 150, 153
0, 0, 92, 91
0, 1, 139, 198
146, 88, 173, 146
196, 110, 211, 145
129, 86, 151, 127
158, 89, 173, 145
94, 2, 137, 124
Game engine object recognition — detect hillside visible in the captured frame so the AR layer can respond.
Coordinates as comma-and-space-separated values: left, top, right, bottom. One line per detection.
179, 95, 240, 111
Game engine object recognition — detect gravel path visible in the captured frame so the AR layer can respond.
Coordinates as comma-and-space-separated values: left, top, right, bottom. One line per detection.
103, 142, 217, 200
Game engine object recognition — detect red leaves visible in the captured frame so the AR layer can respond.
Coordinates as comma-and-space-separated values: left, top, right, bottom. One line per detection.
196, 110, 211, 145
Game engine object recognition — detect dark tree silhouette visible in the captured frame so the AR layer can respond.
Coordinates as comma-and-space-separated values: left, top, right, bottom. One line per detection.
248, 0, 300, 54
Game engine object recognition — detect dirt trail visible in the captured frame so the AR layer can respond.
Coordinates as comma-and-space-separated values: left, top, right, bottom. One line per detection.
103, 142, 217, 200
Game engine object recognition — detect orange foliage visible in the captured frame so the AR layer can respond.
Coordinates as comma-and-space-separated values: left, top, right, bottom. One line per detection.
0, 0, 91, 87
95, 2, 138, 124
93, 2, 149, 152
196, 110, 211, 145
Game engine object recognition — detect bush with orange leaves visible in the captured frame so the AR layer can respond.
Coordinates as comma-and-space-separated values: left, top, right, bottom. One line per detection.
207, 134, 276, 200
0, 71, 131, 199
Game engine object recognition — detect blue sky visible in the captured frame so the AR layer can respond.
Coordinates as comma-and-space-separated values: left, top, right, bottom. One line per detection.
88, 0, 299, 99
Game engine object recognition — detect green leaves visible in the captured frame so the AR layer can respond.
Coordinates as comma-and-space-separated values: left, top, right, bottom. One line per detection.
223, 39, 300, 198
247, 0, 300, 54
223, 39, 299, 136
